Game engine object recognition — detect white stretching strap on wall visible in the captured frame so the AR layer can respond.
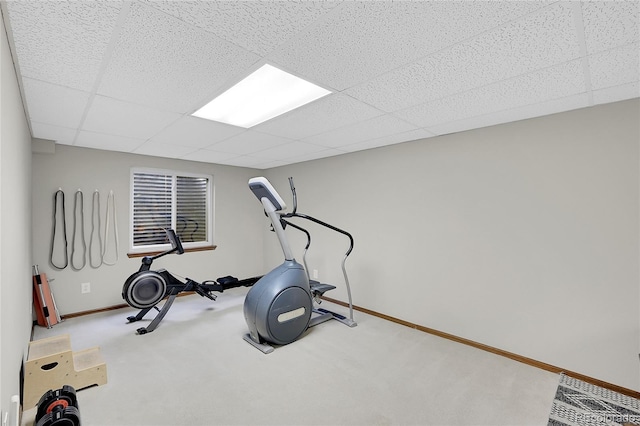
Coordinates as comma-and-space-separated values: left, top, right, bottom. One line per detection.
89, 190, 103, 268
70, 189, 87, 270
102, 190, 119, 266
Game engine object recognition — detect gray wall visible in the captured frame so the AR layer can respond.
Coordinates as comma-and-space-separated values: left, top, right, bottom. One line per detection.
31, 146, 265, 314
0, 15, 33, 418
265, 99, 640, 391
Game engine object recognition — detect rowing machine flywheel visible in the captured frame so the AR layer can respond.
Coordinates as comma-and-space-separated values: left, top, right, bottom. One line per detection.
122, 271, 167, 309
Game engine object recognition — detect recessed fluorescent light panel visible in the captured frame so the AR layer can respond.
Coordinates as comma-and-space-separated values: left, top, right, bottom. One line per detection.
192, 64, 331, 128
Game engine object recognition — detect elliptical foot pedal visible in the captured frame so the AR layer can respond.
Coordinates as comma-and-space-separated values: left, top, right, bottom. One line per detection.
316, 308, 357, 327
316, 307, 345, 320
243, 333, 274, 354
309, 280, 336, 297
309, 309, 333, 327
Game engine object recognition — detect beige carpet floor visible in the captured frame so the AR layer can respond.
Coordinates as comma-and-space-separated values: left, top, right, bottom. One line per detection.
26, 287, 559, 425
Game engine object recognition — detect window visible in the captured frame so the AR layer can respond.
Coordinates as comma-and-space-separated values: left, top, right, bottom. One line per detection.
130, 168, 213, 254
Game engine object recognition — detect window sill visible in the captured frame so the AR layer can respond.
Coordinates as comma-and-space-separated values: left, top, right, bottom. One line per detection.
127, 245, 217, 258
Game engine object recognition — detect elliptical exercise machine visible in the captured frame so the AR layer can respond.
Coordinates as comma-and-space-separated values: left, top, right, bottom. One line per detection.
122, 228, 258, 334
243, 177, 356, 354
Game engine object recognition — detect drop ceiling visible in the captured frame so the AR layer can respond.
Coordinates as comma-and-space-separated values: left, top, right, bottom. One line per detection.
2, 1, 638, 169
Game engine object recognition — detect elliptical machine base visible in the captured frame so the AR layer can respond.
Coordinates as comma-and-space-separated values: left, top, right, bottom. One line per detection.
243, 261, 312, 353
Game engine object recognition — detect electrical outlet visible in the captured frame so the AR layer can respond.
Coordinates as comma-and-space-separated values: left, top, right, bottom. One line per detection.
313, 269, 319, 279
81, 282, 91, 294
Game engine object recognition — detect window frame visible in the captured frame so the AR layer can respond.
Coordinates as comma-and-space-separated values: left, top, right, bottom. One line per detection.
129, 167, 214, 255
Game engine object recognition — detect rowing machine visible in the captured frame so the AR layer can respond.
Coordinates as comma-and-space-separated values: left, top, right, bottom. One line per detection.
122, 229, 258, 334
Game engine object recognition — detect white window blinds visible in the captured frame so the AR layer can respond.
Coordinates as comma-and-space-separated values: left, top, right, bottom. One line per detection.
176, 175, 208, 243
131, 169, 212, 251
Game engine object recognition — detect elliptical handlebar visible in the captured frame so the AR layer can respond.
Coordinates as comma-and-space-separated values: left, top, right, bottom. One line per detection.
288, 177, 297, 215
280, 177, 355, 321
282, 177, 354, 257
285, 212, 354, 257
281, 218, 312, 280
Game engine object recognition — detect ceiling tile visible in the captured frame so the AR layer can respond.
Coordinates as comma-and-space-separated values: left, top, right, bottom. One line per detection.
22, 79, 91, 129
341, 129, 436, 153
270, 1, 549, 90
592, 82, 640, 106
180, 149, 239, 164
97, 2, 260, 113
133, 141, 198, 159
251, 141, 326, 160
395, 60, 586, 128
428, 93, 591, 136
31, 122, 77, 145
346, 2, 581, 113
5, 1, 122, 91
303, 114, 419, 148
149, 116, 245, 148
282, 148, 347, 165
589, 43, 640, 91
254, 93, 383, 140
231, 149, 347, 169
581, 1, 639, 54
76, 130, 145, 153
208, 131, 292, 155
218, 155, 274, 168
82, 95, 181, 140
252, 160, 291, 170
142, 0, 340, 56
